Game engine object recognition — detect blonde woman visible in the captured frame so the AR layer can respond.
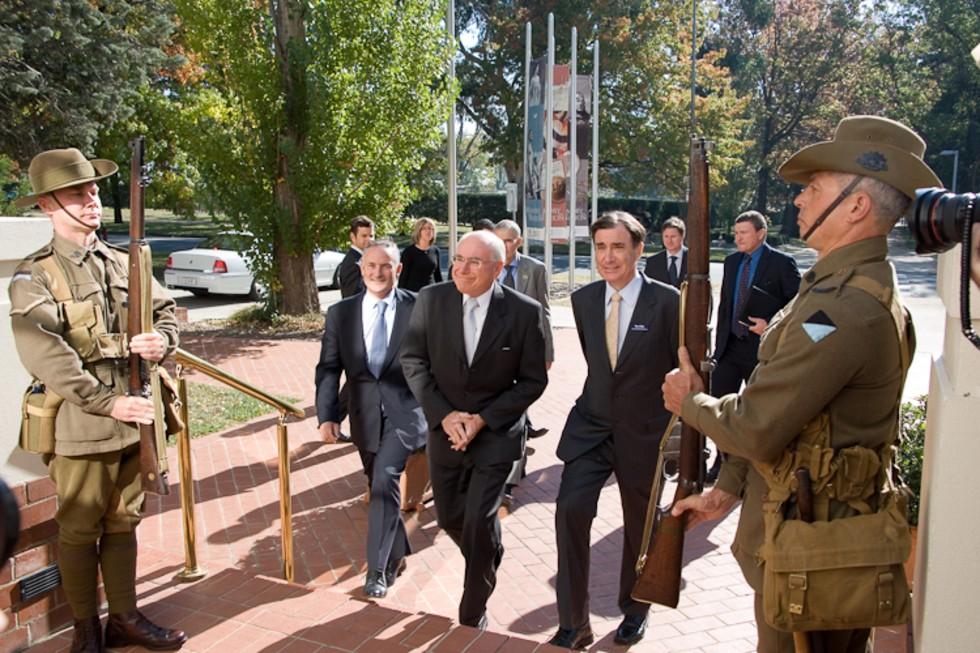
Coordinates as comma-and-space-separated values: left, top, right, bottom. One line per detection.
399, 217, 444, 292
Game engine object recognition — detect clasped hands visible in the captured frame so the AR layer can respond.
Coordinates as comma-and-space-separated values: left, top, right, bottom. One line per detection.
441, 410, 486, 451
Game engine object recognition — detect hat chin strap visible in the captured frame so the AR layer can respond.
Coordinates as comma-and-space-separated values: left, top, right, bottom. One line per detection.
51, 192, 98, 232
801, 175, 864, 242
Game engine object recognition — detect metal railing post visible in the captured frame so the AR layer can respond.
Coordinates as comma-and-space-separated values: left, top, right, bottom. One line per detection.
174, 365, 207, 582
277, 413, 294, 583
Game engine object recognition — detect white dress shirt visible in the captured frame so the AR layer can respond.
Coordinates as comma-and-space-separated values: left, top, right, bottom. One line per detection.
362, 290, 395, 348
604, 272, 643, 354
462, 286, 494, 360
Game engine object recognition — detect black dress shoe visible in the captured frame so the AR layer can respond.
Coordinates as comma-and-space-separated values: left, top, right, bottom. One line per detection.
384, 557, 407, 586
460, 613, 488, 630
547, 624, 594, 650
527, 426, 549, 439
613, 614, 647, 645
104, 611, 187, 651
363, 570, 388, 598
70, 616, 103, 653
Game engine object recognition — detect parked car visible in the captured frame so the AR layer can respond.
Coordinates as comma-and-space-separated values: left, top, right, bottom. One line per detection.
164, 232, 344, 298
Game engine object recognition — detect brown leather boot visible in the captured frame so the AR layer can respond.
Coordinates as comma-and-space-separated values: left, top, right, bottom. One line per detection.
104, 610, 187, 650
69, 616, 103, 653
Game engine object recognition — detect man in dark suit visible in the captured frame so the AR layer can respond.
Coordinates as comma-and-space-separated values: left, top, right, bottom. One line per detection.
315, 240, 427, 598
643, 216, 688, 288
706, 210, 800, 481
338, 215, 375, 298
493, 219, 552, 506
401, 231, 548, 628
549, 211, 679, 649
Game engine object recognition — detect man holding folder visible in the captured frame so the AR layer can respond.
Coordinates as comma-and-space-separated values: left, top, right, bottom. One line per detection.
707, 210, 800, 481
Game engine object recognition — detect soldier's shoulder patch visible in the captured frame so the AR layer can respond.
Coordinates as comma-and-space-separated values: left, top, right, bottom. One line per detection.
802, 310, 837, 343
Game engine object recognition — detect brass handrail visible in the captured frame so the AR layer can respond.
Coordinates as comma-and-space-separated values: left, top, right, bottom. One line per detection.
173, 348, 304, 419
171, 347, 303, 583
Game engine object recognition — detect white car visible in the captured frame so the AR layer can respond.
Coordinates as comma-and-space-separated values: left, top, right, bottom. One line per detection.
164, 232, 344, 298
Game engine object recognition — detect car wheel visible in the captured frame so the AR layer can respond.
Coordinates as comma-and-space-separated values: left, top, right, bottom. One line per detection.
331, 267, 340, 290
247, 281, 261, 301
189, 288, 210, 297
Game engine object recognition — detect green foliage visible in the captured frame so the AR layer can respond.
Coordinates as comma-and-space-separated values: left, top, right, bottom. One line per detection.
454, 1, 750, 197
897, 395, 927, 526
0, 155, 30, 214
0, 0, 178, 165
172, 0, 455, 313
714, 0, 866, 215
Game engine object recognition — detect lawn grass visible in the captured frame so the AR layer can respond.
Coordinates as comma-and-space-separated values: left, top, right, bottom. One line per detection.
101, 207, 225, 238
175, 380, 300, 442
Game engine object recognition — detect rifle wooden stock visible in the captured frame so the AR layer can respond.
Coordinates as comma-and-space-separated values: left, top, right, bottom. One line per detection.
792, 468, 826, 653
632, 136, 712, 608
127, 136, 169, 496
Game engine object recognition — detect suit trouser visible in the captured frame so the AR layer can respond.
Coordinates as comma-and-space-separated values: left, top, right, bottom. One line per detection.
753, 593, 870, 653
358, 417, 415, 573
554, 437, 651, 629
429, 456, 511, 626
48, 443, 143, 618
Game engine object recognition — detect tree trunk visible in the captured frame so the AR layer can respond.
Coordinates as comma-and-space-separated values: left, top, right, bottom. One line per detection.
271, 0, 317, 315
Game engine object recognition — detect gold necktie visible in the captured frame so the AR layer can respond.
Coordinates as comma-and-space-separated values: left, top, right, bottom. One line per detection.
606, 291, 622, 369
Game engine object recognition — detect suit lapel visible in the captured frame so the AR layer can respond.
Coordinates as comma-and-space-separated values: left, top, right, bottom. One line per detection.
516, 255, 531, 293
752, 243, 772, 287
349, 298, 367, 371
582, 283, 613, 371
381, 289, 410, 373
471, 284, 507, 366
616, 279, 658, 369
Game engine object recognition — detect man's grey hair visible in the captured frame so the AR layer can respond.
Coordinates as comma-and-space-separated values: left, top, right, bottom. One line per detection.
459, 230, 505, 262
834, 173, 911, 230
494, 219, 522, 238
364, 238, 401, 264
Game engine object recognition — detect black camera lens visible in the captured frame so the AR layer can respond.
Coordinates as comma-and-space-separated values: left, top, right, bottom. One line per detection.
907, 188, 977, 254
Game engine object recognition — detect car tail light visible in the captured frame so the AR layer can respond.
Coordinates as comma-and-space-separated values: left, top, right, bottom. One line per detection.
212, 260, 228, 274
166, 256, 173, 268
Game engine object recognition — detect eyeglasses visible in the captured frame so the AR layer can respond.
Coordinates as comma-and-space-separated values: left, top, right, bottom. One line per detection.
451, 255, 489, 269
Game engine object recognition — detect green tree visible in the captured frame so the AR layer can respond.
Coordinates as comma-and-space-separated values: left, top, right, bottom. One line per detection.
455, 0, 749, 203
715, 0, 866, 222
173, 0, 454, 314
0, 0, 177, 166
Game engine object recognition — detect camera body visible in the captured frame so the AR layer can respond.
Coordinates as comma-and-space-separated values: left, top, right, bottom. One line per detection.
907, 188, 977, 255
906, 187, 979, 348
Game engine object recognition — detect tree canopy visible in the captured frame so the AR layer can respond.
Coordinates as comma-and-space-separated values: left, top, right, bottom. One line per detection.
0, 0, 177, 165
173, 0, 454, 312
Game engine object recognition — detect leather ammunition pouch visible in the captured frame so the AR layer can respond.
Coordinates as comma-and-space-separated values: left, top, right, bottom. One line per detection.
755, 266, 914, 632
20, 381, 63, 454
39, 257, 129, 364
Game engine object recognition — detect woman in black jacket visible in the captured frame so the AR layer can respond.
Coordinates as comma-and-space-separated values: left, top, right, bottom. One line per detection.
398, 217, 443, 292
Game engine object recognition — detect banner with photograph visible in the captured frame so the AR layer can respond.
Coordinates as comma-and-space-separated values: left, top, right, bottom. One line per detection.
524, 56, 547, 242
551, 73, 592, 241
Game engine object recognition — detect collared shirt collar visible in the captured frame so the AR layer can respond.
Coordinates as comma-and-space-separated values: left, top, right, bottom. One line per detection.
605, 271, 643, 308
497, 256, 519, 284
801, 236, 889, 292
462, 284, 495, 309
362, 288, 395, 311
52, 232, 100, 266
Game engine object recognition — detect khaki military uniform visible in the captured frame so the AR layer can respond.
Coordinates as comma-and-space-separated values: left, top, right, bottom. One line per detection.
681, 236, 912, 653
8, 232, 178, 618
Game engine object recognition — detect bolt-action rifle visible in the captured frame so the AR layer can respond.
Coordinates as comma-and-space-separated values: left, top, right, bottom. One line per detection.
631, 136, 712, 607
128, 136, 169, 496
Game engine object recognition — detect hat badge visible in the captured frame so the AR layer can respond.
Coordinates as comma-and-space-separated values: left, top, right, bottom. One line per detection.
856, 151, 888, 173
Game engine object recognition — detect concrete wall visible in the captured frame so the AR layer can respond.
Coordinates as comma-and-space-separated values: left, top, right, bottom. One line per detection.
1, 216, 52, 484
914, 244, 980, 652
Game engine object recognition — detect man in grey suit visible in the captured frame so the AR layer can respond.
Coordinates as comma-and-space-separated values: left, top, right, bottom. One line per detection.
315, 240, 427, 599
643, 216, 688, 288
549, 211, 679, 649
401, 231, 548, 628
493, 220, 552, 506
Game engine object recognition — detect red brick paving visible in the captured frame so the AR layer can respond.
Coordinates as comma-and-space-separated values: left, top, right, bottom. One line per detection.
23, 329, 907, 653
